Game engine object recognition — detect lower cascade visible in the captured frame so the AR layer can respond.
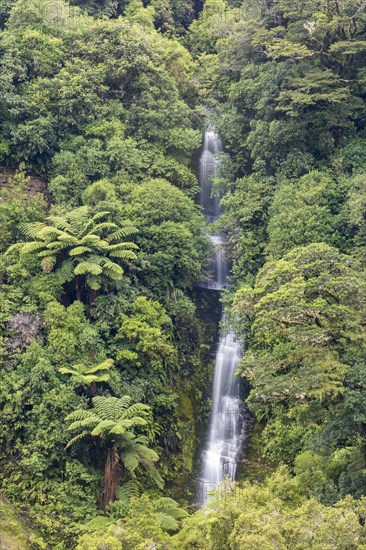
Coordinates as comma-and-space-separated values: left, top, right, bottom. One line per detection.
198, 128, 245, 503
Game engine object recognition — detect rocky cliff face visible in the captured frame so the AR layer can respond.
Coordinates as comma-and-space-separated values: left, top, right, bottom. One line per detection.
0, 168, 50, 203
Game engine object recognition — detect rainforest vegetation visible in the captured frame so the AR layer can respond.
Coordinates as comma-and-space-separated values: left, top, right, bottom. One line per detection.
0, 0, 365, 548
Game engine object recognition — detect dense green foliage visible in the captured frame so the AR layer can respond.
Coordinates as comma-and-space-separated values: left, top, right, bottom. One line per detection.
0, 1, 209, 546
198, 0, 366, 520
0, 0, 365, 547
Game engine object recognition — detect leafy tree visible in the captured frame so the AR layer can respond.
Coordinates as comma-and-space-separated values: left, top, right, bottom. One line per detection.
7, 206, 138, 305
115, 296, 176, 375
171, 470, 366, 549
267, 170, 351, 258
117, 179, 206, 297
65, 395, 159, 509
219, 175, 273, 283
345, 174, 366, 270
234, 243, 366, 418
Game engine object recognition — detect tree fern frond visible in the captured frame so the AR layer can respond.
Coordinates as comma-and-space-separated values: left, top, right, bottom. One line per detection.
74, 261, 103, 276
122, 450, 140, 472
101, 259, 124, 278
47, 216, 71, 232
134, 444, 159, 463
69, 246, 93, 256
65, 430, 89, 449
110, 418, 147, 435
106, 225, 137, 242
145, 463, 164, 489
86, 275, 102, 290
4, 243, 24, 255
86, 359, 114, 374
59, 365, 82, 375
90, 419, 116, 437
67, 206, 89, 233
92, 396, 126, 421
79, 234, 107, 247
46, 242, 66, 251
81, 213, 110, 235
123, 403, 151, 419
19, 241, 46, 254
56, 233, 79, 245
19, 222, 47, 238
37, 227, 64, 241
91, 211, 111, 220
108, 250, 138, 260
82, 373, 110, 383
91, 222, 119, 234
117, 480, 141, 501
108, 242, 139, 251
113, 395, 133, 417
65, 409, 95, 422
67, 417, 100, 431
156, 512, 179, 532
56, 259, 74, 283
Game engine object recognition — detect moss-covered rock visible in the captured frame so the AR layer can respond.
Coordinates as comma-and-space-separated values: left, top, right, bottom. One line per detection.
0, 499, 32, 549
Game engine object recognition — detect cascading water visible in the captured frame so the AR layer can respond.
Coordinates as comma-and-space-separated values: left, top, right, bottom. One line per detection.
198, 128, 244, 503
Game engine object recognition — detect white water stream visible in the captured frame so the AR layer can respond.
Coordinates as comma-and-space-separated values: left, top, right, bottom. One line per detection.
198, 130, 244, 503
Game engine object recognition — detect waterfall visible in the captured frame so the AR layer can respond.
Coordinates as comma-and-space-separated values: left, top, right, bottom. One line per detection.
198, 128, 244, 504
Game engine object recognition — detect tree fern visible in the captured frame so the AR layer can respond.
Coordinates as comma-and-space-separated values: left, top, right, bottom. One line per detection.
59, 359, 114, 387
65, 395, 159, 508
6, 206, 138, 304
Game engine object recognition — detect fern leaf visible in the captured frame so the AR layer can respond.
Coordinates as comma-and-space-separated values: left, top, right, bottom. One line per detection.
91, 222, 119, 234
86, 275, 102, 290
117, 480, 141, 501
67, 417, 100, 431
37, 227, 64, 241
156, 512, 179, 532
19, 222, 47, 238
86, 359, 114, 374
56, 259, 74, 283
19, 241, 46, 254
101, 259, 124, 278
122, 450, 140, 472
106, 225, 138, 242
47, 216, 71, 232
57, 233, 79, 245
90, 419, 116, 437
108, 243, 139, 251
67, 206, 89, 234
124, 403, 150, 419
109, 250, 138, 260
69, 246, 93, 256
65, 430, 89, 449
74, 261, 103, 276
82, 373, 110, 383
4, 243, 24, 255
81, 212, 110, 235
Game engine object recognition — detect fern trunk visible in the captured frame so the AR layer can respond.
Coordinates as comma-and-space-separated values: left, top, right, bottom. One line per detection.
87, 288, 97, 319
75, 275, 82, 302
101, 445, 121, 510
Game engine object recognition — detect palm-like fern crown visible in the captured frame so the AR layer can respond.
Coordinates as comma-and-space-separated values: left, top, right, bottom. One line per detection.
7, 206, 138, 290
59, 358, 114, 384
65, 395, 152, 448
